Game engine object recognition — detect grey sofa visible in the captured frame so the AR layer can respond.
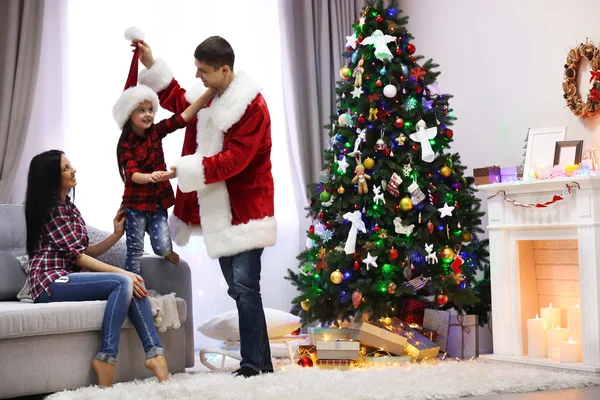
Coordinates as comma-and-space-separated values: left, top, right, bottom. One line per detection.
0, 204, 195, 399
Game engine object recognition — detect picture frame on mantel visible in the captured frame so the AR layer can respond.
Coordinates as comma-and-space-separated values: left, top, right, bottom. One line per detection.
553, 140, 583, 166
523, 126, 567, 179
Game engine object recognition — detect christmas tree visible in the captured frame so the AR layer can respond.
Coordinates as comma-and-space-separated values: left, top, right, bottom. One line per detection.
286, 0, 491, 326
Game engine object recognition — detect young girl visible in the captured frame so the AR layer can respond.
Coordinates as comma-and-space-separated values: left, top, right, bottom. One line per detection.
113, 39, 215, 274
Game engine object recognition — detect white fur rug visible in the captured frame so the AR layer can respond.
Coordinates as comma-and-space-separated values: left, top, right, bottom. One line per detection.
46, 361, 600, 400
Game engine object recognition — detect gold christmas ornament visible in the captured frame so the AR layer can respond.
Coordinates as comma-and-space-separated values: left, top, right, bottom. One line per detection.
337, 186, 346, 194
462, 232, 472, 242
363, 157, 375, 169
387, 282, 397, 294
340, 66, 352, 80
440, 246, 455, 261
301, 299, 310, 311
399, 197, 413, 211
330, 269, 343, 284
440, 166, 452, 177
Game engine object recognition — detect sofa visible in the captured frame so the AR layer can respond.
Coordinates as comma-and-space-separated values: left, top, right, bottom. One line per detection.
0, 204, 195, 399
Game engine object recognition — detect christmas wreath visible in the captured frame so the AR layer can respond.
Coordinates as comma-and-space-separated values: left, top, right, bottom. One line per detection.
563, 42, 600, 118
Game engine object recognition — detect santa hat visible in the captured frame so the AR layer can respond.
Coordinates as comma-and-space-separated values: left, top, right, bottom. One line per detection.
112, 27, 159, 130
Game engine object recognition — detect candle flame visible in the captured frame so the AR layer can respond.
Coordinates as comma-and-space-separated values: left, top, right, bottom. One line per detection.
569, 337, 573, 343
549, 303, 553, 308
536, 314, 539, 319
557, 326, 560, 329
576, 304, 579, 308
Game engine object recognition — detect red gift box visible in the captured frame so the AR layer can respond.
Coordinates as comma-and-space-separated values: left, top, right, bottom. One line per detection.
400, 299, 430, 325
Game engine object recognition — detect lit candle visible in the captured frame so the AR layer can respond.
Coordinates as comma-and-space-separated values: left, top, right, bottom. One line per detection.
540, 303, 561, 329
527, 314, 548, 358
547, 326, 568, 356
551, 347, 560, 362
560, 337, 582, 363
567, 304, 582, 343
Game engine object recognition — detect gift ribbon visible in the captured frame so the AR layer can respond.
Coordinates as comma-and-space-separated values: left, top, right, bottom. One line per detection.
448, 314, 471, 359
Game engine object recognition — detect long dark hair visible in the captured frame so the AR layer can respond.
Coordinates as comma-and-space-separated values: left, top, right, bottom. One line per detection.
25, 150, 65, 255
116, 120, 131, 182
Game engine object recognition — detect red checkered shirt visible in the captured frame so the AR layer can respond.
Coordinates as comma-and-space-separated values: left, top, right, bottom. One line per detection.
118, 114, 187, 211
28, 198, 88, 301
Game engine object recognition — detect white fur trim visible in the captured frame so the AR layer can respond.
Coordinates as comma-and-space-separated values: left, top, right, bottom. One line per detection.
209, 71, 263, 132
168, 214, 202, 247
184, 82, 207, 105
112, 85, 158, 129
176, 154, 205, 193
138, 59, 173, 93
204, 216, 277, 259
124, 26, 145, 41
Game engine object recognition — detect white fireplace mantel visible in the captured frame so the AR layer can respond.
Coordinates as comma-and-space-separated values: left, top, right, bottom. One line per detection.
477, 175, 600, 372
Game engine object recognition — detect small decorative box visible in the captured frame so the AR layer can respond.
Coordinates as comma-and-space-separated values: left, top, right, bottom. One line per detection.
316, 359, 354, 370
316, 340, 360, 360
360, 355, 411, 368
376, 317, 440, 360
473, 166, 500, 185
308, 327, 349, 345
500, 165, 524, 182
423, 309, 451, 352
400, 298, 430, 325
348, 321, 407, 355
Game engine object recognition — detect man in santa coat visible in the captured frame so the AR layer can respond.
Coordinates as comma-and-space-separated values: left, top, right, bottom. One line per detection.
135, 36, 276, 378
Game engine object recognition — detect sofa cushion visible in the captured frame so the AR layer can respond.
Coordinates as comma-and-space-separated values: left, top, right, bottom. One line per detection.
0, 298, 187, 340
0, 204, 26, 254
0, 251, 27, 301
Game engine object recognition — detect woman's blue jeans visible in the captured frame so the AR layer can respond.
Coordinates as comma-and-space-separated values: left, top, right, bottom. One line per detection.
35, 272, 163, 365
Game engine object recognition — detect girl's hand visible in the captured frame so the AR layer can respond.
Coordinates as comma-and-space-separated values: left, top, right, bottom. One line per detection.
113, 206, 126, 237
149, 171, 164, 182
125, 271, 147, 299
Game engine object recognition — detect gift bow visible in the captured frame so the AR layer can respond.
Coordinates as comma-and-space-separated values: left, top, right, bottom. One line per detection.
343, 211, 366, 254
590, 71, 600, 83
368, 107, 378, 121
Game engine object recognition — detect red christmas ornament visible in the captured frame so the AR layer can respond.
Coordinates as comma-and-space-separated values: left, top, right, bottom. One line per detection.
389, 248, 399, 260
396, 48, 402, 55
376, 15, 383, 23
436, 293, 449, 305
375, 79, 383, 87
415, 86, 423, 94
318, 211, 324, 219
353, 261, 360, 270
298, 356, 314, 367
358, 35, 364, 43
354, 204, 360, 209
373, 224, 380, 232
445, 129, 454, 139
412, 144, 419, 152
326, 220, 333, 229
384, 147, 391, 156
406, 43, 416, 54
427, 221, 434, 234
395, 118, 405, 128
358, 115, 366, 124
308, 225, 315, 234
291, 327, 301, 335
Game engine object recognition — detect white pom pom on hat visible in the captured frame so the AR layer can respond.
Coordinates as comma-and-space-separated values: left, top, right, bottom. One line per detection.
112, 26, 158, 130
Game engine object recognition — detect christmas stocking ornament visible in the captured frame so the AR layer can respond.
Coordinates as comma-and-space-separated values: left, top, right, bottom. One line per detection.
408, 178, 426, 205
386, 172, 403, 197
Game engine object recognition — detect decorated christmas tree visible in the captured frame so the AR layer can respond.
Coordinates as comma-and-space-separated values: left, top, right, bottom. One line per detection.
286, 0, 491, 326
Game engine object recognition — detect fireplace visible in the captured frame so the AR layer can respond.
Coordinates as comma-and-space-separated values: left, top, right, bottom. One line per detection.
477, 176, 600, 372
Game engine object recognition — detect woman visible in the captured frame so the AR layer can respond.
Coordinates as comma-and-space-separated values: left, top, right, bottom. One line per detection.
25, 150, 169, 387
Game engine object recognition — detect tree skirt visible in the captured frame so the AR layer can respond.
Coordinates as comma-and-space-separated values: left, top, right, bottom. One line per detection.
47, 360, 600, 400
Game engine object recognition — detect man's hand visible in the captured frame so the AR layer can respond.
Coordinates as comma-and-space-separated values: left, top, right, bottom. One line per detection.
113, 206, 126, 237
132, 39, 154, 69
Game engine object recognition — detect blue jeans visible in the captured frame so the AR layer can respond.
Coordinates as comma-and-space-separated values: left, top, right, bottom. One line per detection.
124, 206, 173, 274
35, 272, 163, 365
219, 248, 272, 372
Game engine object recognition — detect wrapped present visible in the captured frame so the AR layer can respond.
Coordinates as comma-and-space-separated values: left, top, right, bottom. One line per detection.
348, 321, 407, 355
500, 165, 524, 182
358, 354, 411, 368
410, 324, 438, 343
446, 314, 479, 359
308, 327, 348, 345
316, 340, 360, 360
298, 344, 317, 365
376, 318, 440, 360
316, 359, 354, 370
400, 298, 430, 325
423, 309, 451, 352
473, 166, 500, 185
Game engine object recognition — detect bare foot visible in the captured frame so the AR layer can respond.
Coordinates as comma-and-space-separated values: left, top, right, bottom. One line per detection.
164, 251, 180, 265
91, 358, 115, 387
144, 355, 169, 382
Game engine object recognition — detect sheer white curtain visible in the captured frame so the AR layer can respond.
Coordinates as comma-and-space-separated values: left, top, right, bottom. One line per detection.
58, 0, 298, 350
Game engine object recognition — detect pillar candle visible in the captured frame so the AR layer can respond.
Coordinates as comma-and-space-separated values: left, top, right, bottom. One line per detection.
560, 338, 582, 363
527, 314, 547, 358
551, 347, 560, 362
540, 303, 561, 329
567, 304, 582, 343
547, 326, 568, 356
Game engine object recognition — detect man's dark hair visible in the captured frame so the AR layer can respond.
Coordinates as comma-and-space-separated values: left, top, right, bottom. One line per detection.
194, 36, 235, 70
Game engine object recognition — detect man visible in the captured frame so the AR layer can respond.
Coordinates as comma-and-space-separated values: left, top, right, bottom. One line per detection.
136, 36, 276, 378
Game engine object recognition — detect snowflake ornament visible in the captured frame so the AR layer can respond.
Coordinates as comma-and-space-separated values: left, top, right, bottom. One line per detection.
317, 229, 334, 243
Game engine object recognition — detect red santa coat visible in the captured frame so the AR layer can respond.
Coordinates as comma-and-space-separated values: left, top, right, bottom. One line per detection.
139, 59, 277, 259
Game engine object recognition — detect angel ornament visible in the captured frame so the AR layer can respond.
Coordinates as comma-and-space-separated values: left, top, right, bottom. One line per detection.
360, 29, 396, 62
393, 217, 414, 234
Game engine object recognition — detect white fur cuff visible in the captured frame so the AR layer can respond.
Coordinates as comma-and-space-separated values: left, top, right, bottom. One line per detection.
138, 59, 173, 93
176, 154, 206, 193
168, 214, 202, 247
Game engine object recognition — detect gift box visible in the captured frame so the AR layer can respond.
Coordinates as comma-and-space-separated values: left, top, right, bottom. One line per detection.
376, 318, 440, 360
358, 354, 411, 368
316, 359, 354, 370
348, 321, 407, 355
500, 165, 524, 182
400, 298, 430, 325
308, 327, 349, 345
316, 340, 360, 360
473, 166, 500, 185
411, 324, 438, 343
446, 314, 479, 359
423, 309, 451, 352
